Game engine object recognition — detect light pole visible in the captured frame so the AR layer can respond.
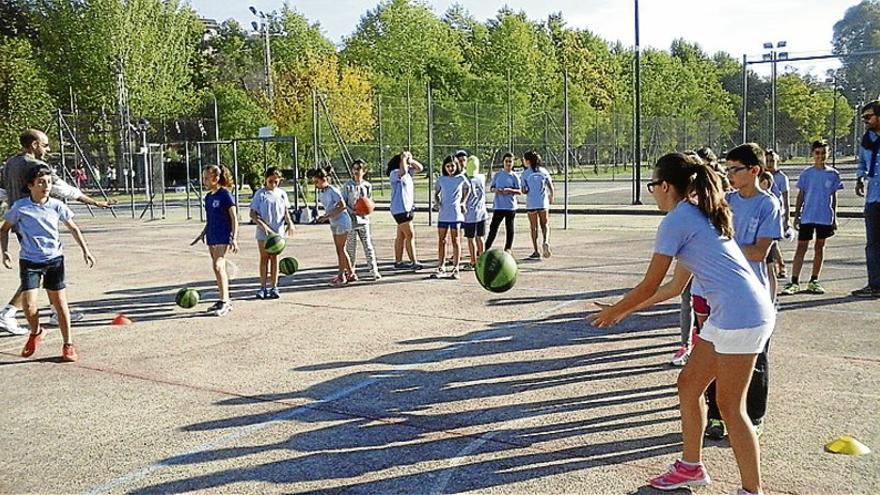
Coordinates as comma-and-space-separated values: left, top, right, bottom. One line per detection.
633, 0, 642, 205
762, 41, 788, 149
825, 76, 840, 166
250, 6, 274, 112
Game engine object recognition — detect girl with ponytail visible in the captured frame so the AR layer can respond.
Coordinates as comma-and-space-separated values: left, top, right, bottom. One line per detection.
308, 166, 355, 287
191, 165, 239, 316
590, 152, 775, 495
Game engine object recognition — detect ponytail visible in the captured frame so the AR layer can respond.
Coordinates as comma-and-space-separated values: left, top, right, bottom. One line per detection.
655, 153, 734, 238
523, 150, 541, 170
306, 165, 334, 182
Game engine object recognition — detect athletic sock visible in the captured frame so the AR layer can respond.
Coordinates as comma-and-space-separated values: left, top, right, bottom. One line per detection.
791, 276, 799, 284
679, 459, 703, 469
810, 275, 818, 282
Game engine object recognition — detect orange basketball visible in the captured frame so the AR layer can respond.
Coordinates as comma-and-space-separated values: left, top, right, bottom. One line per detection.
354, 196, 375, 216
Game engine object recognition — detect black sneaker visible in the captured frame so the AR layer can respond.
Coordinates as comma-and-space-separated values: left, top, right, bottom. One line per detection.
704, 419, 726, 440
410, 262, 423, 271
206, 301, 223, 313
852, 285, 880, 299
393, 262, 409, 270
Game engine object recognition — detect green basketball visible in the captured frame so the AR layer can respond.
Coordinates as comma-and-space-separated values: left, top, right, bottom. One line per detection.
475, 249, 518, 293
175, 288, 200, 309
279, 257, 299, 276
264, 234, 286, 255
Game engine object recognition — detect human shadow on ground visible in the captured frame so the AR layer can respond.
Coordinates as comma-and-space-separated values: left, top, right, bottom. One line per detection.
126, 306, 685, 494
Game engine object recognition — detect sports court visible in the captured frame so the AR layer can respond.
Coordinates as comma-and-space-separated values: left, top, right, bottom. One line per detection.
1, 209, 877, 494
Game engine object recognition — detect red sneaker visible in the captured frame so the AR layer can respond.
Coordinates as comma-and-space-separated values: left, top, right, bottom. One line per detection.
61, 343, 78, 362
21, 328, 44, 358
649, 459, 711, 490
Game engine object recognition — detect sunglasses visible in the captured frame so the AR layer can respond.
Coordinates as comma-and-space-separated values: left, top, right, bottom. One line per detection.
646, 180, 663, 193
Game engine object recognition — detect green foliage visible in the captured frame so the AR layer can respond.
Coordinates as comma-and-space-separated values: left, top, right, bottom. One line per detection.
0, 36, 53, 158
833, 0, 880, 102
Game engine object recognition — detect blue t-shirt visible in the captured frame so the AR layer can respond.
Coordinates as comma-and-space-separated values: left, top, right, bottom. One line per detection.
249, 187, 290, 241
727, 191, 783, 291
858, 130, 880, 204
796, 166, 843, 225
205, 188, 235, 245
465, 174, 488, 223
435, 175, 469, 223
4, 197, 73, 263
654, 201, 774, 330
770, 170, 789, 201
490, 171, 521, 211
521, 167, 553, 210
318, 185, 352, 229
389, 168, 416, 215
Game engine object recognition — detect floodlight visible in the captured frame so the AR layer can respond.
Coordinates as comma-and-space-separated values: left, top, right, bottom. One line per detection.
763, 42, 773, 49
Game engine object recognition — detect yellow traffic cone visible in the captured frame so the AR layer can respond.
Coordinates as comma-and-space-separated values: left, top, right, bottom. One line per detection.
825, 436, 871, 456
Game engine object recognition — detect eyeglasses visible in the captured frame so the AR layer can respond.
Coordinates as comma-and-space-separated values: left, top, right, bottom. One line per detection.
726, 166, 749, 174
863, 113, 876, 121
646, 180, 663, 193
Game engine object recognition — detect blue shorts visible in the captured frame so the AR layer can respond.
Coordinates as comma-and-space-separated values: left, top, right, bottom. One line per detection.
20, 256, 66, 291
437, 221, 462, 230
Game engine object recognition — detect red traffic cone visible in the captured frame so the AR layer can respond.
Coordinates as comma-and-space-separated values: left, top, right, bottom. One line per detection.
111, 314, 132, 326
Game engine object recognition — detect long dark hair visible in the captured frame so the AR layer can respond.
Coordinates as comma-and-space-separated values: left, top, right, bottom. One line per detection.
654, 152, 734, 238
523, 150, 541, 170
306, 165, 334, 182
386, 153, 404, 176
441, 155, 460, 176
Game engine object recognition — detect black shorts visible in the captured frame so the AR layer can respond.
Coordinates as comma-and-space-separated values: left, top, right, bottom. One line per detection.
393, 211, 414, 225
798, 223, 835, 241
20, 256, 66, 291
463, 220, 486, 238
526, 208, 547, 213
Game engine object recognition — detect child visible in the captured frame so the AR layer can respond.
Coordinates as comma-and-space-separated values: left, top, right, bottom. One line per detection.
308, 166, 354, 287
521, 150, 555, 259
1, 165, 96, 362
432, 156, 470, 279
249, 167, 295, 299
764, 149, 790, 277
343, 160, 380, 281
387, 151, 425, 270
759, 171, 781, 296
702, 144, 782, 441
191, 165, 238, 316
781, 140, 843, 295
590, 153, 775, 495
463, 156, 488, 270
485, 153, 521, 252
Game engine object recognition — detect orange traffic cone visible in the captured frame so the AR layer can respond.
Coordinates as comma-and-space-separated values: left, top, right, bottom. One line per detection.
111, 314, 132, 326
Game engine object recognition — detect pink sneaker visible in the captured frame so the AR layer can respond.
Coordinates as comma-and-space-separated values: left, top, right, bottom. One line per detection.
346, 273, 359, 283
329, 275, 348, 287
670, 345, 690, 366
649, 460, 711, 490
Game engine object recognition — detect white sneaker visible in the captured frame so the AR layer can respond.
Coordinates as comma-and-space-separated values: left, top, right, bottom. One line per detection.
48, 310, 85, 326
542, 242, 552, 259
0, 315, 28, 335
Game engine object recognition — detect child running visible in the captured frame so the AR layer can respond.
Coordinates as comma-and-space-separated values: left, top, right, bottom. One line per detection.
590, 152, 775, 495
249, 167, 295, 299
308, 166, 354, 287
485, 153, 521, 253
343, 160, 380, 281
432, 155, 470, 279
191, 165, 238, 316
521, 150, 555, 259
781, 139, 843, 295
1, 164, 95, 362
388, 151, 425, 270
463, 156, 488, 270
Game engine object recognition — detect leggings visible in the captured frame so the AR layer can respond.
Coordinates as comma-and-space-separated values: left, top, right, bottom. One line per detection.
485, 210, 515, 251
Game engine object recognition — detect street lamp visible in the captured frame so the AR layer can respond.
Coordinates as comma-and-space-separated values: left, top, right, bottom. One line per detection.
762, 41, 788, 149
250, 6, 274, 111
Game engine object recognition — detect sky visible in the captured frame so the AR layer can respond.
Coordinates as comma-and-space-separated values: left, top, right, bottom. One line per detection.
188, 0, 857, 77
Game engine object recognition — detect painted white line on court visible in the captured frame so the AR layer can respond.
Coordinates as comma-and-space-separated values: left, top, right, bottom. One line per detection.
83, 299, 581, 495
431, 431, 501, 495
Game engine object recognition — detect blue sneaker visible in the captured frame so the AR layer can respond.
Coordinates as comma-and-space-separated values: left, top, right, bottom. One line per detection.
268, 287, 280, 299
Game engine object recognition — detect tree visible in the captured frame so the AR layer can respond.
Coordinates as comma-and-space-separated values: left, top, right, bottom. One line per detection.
0, 36, 53, 158
832, 0, 880, 103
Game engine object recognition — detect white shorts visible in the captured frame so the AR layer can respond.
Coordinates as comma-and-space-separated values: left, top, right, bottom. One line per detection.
330, 222, 352, 236
700, 319, 775, 354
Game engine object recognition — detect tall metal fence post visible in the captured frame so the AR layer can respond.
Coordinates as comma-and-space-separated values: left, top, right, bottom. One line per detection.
427, 79, 434, 226
312, 87, 320, 168
232, 140, 240, 208
377, 94, 384, 192
407, 81, 413, 150
742, 54, 748, 143
564, 68, 570, 230
507, 68, 513, 152
633, 0, 643, 205
184, 141, 191, 220
292, 137, 300, 211
474, 100, 479, 158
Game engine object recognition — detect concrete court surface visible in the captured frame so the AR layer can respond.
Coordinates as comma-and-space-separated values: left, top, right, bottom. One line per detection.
0, 207, 877, 495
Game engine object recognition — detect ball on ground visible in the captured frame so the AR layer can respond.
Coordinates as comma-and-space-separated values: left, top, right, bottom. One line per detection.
475, 249, 517, 293
265, 234, 286, 255
175, 288, 200, 309
279, 257, 299, 276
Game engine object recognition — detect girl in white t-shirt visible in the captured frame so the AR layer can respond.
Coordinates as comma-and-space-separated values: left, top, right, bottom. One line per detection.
249, 167, 295, 299
308, 166, 353, 287
590, 153, 774, 495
